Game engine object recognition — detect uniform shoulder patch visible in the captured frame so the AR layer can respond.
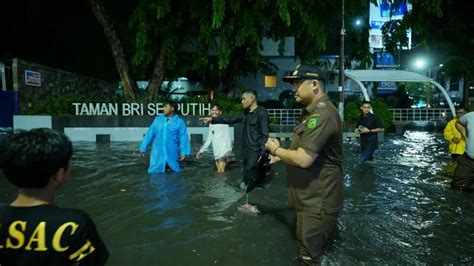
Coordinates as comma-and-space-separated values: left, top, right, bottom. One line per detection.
307, 117, 318, 129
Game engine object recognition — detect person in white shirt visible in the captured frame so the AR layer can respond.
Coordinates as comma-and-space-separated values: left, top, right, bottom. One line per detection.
196, 104, 233, 173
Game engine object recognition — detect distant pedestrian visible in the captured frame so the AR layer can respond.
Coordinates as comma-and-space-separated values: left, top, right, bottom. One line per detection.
196, 104, 233, 173
354, 101, 384, 161
444, 107, 466, 159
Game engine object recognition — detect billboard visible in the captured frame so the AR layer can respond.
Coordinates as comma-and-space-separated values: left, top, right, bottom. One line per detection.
369, 0, 412, 49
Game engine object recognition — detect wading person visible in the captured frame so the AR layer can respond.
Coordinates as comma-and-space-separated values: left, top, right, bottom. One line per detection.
453, 111, 474, 191
265, 64, 343, 265
140, 101, 191, 173
0, 128, 109, 265
354, 101, 384, 162
444, 107, 466, 159
196, 104, 233, 173
200, 89, 269, 191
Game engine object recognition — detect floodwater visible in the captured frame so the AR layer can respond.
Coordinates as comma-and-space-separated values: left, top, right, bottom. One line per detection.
1, 131, 473, 265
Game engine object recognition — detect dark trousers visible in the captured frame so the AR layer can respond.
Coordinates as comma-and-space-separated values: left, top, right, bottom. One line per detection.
451, 154, 461, 160
242, 152, 260, 184
296, 210, 339, 265
452, 154, 474, 191
361, 147, 376, 161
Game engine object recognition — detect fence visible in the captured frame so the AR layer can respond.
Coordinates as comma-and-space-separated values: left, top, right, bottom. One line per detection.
389, 108, 450, 122
267, 108, 302, 126
267, 108, 451, 126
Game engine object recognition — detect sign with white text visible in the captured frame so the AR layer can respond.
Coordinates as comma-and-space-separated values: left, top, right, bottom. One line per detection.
72, 102, 212, 116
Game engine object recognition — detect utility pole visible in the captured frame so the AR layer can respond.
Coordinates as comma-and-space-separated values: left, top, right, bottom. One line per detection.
338, 0, 346, 121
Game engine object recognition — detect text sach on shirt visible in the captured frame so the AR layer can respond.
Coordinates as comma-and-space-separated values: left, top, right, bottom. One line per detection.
1, 221, 81, 252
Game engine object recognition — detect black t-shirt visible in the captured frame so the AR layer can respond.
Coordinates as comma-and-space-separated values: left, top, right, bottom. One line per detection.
357, 113, 383, 149
0, 204, 109, 266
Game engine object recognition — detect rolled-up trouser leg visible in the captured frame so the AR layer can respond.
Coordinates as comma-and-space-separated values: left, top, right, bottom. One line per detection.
296, 210, 338, 265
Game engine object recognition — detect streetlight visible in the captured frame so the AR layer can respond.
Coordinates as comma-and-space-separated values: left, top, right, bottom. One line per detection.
413, 57, 435, 78
414, 58, 426, 69
338, 0, 345, 122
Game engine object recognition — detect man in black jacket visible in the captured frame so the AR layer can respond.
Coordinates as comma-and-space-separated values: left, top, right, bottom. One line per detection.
355, 101, 384, 161
201, 89, 269, 191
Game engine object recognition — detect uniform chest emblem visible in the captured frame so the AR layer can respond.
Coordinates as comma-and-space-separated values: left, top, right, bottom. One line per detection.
307, 117, 318, 129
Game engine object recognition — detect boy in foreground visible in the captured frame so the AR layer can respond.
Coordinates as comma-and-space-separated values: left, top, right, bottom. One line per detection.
0, 128, 109, 265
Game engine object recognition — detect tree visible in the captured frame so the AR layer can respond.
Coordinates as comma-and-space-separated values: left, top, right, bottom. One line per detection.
89, 0, 139, 102
88, 0, 384, 103
129, 0, 284, 99
128, 0, 377, 99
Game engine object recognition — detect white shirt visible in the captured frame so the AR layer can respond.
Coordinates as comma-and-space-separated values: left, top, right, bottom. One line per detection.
199, 124, 233, 160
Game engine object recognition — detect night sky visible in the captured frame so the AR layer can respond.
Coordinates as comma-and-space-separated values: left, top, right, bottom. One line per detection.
0, 0, 125, 81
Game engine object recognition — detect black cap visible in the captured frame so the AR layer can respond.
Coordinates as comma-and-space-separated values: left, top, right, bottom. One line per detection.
282, 64, 327, 83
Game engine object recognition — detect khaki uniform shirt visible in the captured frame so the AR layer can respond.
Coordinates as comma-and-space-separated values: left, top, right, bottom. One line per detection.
287, 95, 343, 214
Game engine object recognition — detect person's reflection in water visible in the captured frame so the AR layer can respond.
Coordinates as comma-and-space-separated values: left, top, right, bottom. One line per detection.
144, 173, 195, 232
199, 174, 242, 222
347, 162, 378, 195
443, 160, 457, 176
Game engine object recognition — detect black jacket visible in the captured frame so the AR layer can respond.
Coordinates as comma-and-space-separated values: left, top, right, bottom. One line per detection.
211, 106, 269, 154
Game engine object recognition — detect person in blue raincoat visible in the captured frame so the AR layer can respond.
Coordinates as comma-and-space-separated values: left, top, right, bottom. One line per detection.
139, 101, 191, 173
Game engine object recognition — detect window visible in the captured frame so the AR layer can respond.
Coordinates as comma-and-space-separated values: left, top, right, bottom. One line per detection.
449, 77, 460, 91
264, 75, 277, 88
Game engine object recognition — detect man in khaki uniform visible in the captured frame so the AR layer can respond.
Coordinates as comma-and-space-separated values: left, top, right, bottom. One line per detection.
265, 64, 343, 265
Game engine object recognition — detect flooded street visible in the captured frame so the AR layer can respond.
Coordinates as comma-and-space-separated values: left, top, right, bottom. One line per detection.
1, 131, 473, 265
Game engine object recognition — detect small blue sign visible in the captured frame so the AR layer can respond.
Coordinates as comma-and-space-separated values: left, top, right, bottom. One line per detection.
375, 52, 396, 68
25, 70, 41, 87
371, 21, 385, 29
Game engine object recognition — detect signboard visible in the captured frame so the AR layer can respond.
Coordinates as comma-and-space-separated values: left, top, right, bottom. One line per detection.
25, 70, 41, 87
375, 52, 397, 68
369, 0, 412, 49
377, 81, 397, 94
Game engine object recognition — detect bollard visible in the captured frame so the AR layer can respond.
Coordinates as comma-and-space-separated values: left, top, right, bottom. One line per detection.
190, 134, 203, 143
395, 125, 405, 135
96, 134, 110, 144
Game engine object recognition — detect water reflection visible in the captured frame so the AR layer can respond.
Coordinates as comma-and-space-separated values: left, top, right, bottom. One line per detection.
142, 173, 195, 233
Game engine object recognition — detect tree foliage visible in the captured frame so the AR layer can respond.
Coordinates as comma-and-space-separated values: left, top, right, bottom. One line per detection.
127, 0, 376, 98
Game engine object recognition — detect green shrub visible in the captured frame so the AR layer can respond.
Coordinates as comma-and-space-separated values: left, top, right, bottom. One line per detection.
371, 98, 393, 129
344, 101, 361, 125
24, 93, 125, 115
211, 96, 243, 115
